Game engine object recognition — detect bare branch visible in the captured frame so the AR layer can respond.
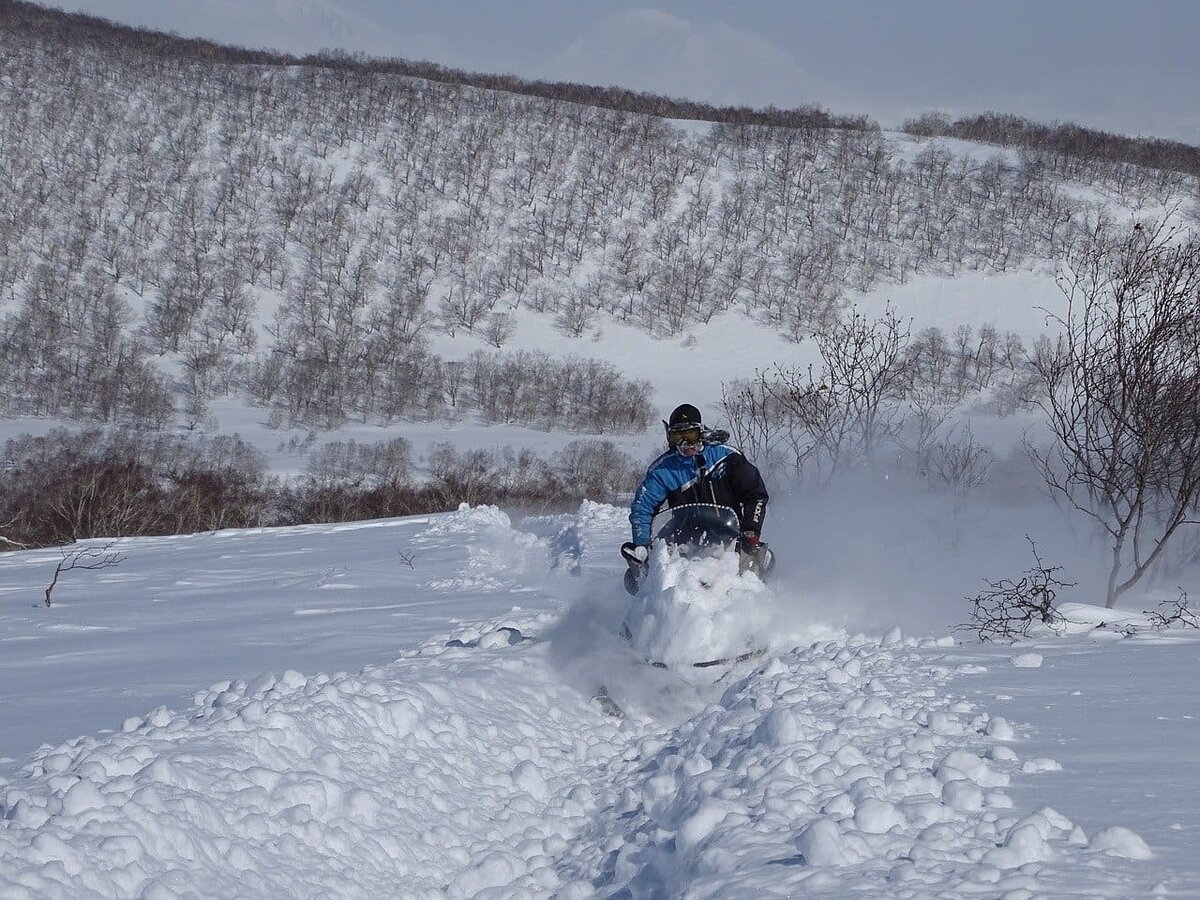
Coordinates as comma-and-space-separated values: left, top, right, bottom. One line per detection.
1144, 589, 1199, 630
959, 536, 1075, 641
44, 541, 125, 607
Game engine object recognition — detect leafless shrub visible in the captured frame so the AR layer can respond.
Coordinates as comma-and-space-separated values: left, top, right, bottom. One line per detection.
720, 376, 795, 475
905, 324, 1028, 406
425, 439, 640, 510
465, 351, 652, 432
1145, 589, 1199, 630
551, 440, 643, 503
0, 428, 644, 546
960, 537, 1074, 641
983, 369, 1042, 417
279, 482, 431, 525
482, 311, 516, 348
923, 426, 994, 497
0, 429, 271, 545
44, 541, 125, 607
555, 290, 596, 338
722, 307, 914, 486
426, 443, 550, 508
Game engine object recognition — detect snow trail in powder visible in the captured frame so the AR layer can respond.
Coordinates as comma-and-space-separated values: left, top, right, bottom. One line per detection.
0, 504, 1166, 897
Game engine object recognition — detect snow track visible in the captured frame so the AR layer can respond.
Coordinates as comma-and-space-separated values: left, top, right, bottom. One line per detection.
562, 638, 1146, 897
0, 506, 1163, 897
1, 630, 629, 897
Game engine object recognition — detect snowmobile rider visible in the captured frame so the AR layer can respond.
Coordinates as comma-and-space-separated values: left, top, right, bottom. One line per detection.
625, 403, 769, 560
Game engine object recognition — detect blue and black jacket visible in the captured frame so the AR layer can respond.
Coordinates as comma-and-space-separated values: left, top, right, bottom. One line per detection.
629, 443, 769, 546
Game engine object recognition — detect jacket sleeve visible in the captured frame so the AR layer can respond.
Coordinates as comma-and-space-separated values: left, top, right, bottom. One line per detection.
726, 453, 769, 535
629, 468, 668, 545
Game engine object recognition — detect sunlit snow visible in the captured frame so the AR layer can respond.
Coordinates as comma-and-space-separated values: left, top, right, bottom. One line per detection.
2, 503, 1197, 896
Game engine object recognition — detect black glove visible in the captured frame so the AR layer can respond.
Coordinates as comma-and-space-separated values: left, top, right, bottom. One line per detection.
621, 541, 649, 566
740, 531, 761, 553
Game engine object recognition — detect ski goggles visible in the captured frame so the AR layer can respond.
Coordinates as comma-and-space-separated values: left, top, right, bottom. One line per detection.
667, 426, 703, 447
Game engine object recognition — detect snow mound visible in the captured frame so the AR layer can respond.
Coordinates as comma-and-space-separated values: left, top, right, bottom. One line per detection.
1032, 602, 1160, 636
0, 619, 1158, 898
1091, 826, 1154, 859
554, 637, 1147, 896
1011, 652, 1044, 668
0, 501, 1164, 897
0, 625, 626, 898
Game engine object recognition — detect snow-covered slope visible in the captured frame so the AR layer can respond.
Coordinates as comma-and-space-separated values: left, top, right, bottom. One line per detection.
2, 504, 1196, 896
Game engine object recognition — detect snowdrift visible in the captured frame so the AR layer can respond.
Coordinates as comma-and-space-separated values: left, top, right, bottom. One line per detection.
0, 503, 1176, 897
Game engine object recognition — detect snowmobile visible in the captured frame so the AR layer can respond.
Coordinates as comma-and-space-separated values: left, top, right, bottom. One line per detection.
619, 503, 774, 669
621, 503, 774, 596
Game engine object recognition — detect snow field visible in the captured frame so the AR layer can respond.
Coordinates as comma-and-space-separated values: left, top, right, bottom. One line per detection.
1, 628, 629, 897
1, 626, 1148, 898
0, 503, 1174, 897
557, 635, 1150, 897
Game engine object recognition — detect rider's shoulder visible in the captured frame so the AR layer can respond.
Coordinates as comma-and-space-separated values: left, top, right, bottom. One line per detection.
646, 449, 680, 473
704, 443, 743, 462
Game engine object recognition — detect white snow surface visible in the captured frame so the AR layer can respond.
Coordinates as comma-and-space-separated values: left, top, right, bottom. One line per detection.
1, 503, 1197, 897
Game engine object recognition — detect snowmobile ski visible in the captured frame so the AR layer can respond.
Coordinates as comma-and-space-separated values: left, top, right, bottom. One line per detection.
591, 684, 624, 718
619, 622, 764, 669
647, 646, 766, 669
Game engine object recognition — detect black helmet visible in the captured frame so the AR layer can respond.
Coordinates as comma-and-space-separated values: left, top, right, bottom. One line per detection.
664, 404, 704, 451
666, 403, 702, 433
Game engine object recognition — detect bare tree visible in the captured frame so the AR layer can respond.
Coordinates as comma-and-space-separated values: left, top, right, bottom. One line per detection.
1030, 221, 1200, 607
482, 311, 516, 348
44, 541, 125, 607
773, 306, 914, 484
923, 425, 994, 500
720, 375, 794, 474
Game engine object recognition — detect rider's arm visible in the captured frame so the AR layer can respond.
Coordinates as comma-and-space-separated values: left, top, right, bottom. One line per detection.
629, 467, 669, 545
727, 454, 769, 536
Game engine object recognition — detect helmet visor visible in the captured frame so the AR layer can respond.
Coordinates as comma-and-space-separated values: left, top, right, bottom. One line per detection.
667, 426, 703, 447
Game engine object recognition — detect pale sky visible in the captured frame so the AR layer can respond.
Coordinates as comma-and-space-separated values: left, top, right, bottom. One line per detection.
51, 0, 1200, 144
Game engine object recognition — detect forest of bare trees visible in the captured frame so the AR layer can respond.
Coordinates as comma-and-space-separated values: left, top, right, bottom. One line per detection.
0, 1, 874, 132
0, 428, 645, 547
904, 112, 1200, 183
4, 3, 1191, 432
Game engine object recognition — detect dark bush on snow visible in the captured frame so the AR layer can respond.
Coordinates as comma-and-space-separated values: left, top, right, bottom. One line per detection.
0, 430, 642, 548
0, 428, 274, 546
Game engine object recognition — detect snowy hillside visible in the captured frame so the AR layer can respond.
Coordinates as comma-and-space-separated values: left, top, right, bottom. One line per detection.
5, 4, 1193, 442
1, 504, 1197, 896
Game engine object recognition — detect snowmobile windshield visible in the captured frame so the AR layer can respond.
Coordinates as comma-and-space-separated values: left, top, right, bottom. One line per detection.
650, 503, 741, 550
